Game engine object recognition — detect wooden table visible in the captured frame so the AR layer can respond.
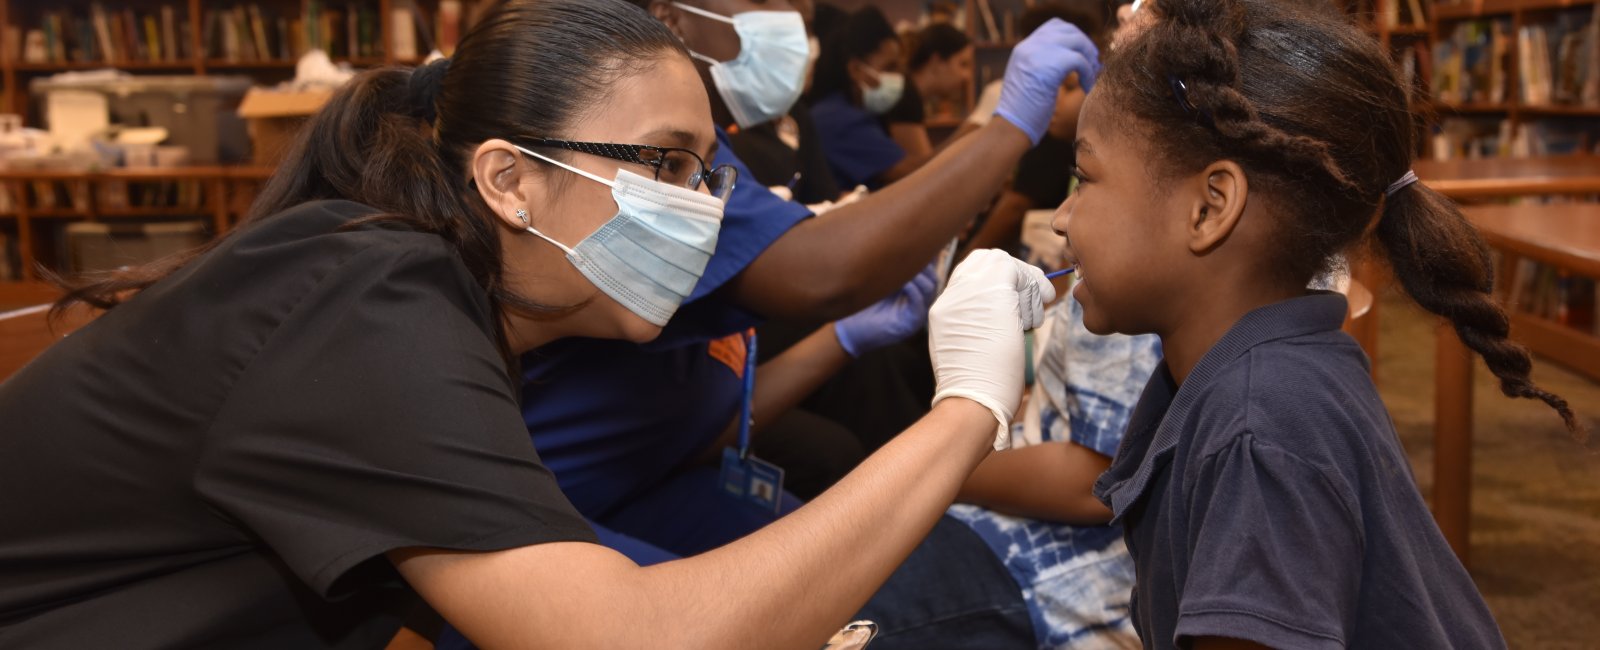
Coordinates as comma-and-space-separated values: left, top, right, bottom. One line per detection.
1433, 203, 1600, 565
1415, 156, 1600, 200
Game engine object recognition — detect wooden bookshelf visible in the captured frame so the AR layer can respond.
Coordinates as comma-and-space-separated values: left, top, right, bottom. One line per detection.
0, 0, 483, 293
1430, 0, 1600, 158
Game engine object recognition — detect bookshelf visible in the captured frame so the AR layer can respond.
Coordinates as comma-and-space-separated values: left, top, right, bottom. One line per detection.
0, 0, 487, 303
1429, 0, 1600, 158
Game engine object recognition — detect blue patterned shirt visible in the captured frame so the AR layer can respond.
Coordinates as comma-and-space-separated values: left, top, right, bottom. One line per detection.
948, 297, 1162, 648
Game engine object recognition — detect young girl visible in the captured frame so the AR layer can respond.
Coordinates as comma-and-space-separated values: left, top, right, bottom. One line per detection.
1057, 0, 1584, 647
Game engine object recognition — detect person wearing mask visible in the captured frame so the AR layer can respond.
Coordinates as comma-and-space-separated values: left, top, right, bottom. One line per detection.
722, 0, 843, 206
479, 0, 1101, 646
0, 1, 1058, 648
807, 6, 930, 188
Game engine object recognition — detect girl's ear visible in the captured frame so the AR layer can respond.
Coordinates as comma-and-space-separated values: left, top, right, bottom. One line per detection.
1185, 160, 1248, 254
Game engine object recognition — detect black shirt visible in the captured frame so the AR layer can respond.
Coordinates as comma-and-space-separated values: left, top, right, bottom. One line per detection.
1094, 293, 1504, 649
726, 103, 842, 205
0, 200, 595, 648
879, 79, 926, 126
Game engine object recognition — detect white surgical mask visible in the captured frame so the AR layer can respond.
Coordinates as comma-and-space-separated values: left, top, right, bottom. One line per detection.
513, 145, 725, 327
674, 3, 809, 129
860, 67, 905, 115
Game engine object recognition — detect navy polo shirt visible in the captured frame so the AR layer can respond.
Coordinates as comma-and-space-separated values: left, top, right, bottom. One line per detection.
1094, 293, 1504, 649
809, 92, 905, 190
520, 128, 811, 518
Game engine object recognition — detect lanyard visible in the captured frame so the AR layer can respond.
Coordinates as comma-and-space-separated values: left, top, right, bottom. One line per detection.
737, 330, 757, 460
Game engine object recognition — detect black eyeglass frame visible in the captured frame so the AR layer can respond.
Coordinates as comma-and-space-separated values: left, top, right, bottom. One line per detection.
520, 137, 736, 200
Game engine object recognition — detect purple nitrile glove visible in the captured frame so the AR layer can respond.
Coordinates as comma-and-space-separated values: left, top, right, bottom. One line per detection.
995, 18, 1101, 145
834, 263, 940, 358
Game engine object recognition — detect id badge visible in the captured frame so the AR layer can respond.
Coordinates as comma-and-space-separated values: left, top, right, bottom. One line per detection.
720, 447, 786, 515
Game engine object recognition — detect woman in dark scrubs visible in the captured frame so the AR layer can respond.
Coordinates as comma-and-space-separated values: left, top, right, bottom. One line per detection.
0, 0, 1049, 648
808, 7, 931, 188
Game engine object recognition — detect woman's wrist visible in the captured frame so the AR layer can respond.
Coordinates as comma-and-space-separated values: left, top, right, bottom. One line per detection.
931, 397, 1005, 450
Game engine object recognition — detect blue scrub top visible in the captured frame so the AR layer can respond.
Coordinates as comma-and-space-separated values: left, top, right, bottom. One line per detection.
520, 128, 812, 518
810, 92, 906, 190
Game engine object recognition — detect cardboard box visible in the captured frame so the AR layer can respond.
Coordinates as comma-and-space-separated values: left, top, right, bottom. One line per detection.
237, 88, 334, 167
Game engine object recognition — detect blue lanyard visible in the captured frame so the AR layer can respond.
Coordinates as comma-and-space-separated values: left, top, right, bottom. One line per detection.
737, 330, 757, 460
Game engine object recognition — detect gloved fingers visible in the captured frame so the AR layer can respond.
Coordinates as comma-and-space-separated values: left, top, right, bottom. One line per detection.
1008, 256, 1055, 330
942, 249, 1013, 293
1026, 19, 1101, 89
911, 266, 939, 301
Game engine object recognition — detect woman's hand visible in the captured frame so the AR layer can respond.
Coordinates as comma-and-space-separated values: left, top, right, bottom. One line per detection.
833, 263, 939, 357
928, 250, 1054, 449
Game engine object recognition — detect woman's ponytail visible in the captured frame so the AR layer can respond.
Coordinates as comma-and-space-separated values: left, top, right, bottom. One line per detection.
1375, 183, 1585, 441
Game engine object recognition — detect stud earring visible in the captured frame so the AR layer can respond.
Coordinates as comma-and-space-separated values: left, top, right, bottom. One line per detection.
516, 208, 530, 226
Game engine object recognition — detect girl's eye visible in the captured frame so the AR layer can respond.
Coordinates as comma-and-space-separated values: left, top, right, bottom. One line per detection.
1069, 168, 1088, 194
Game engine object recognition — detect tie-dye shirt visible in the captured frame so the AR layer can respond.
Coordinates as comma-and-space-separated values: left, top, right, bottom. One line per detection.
947, 297, 1162, 649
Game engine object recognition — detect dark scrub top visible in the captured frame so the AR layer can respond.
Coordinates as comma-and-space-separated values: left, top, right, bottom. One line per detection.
727, 102, 842, 205
809, 92, 906, 190
1094, 293, 1505, 649
0, 200, 595, 649
522, 128, 811, 518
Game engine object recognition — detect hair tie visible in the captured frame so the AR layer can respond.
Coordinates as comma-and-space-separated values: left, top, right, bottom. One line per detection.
408, 58, 451, 123
1385, 169, 1418, 197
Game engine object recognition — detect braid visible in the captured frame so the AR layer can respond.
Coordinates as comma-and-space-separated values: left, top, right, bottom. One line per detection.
1099, 0, 1583, 437
1379, 185, 1585, 441
1129, 0, 1361, 195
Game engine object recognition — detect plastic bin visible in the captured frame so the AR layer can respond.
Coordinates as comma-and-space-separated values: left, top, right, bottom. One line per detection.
31, 75, 253, 164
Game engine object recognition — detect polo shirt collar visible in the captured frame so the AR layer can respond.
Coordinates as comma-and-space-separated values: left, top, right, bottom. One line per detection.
1095, 291, 1351, 522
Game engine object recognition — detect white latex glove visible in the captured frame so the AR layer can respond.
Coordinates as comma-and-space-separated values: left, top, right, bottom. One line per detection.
928, 249, 1056, 449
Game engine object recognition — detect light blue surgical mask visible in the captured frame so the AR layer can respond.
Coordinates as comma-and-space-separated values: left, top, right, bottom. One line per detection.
674, 3, 809, 129
513, 145, 725, 327
861, 67, 905, 115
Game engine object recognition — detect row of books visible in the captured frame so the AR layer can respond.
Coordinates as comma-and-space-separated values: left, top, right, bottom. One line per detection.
1383, 0, 1428, 29
1511, 260, 1600, 336
2, 179, 207, 213
97, 181, 208, 212
1430, 10, 1600, 109
20, 5, 192, 65
1517, 6, 1600, 107
1433, 19, 1512, 105
206, 0, 490, 63
10, 1, 491, 67
1432, 116, 1600, 159
204, 3, 382, 63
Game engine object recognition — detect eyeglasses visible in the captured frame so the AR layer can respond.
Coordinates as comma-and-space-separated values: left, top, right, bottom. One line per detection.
520, 137, 737, 201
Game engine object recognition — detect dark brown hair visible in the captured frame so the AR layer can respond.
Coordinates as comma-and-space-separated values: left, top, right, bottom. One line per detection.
908, 23, 970, 72
52, 0, 688, 362
1101, 0, 1583, 438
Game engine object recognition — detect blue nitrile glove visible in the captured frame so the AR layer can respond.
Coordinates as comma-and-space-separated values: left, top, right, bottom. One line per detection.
834, 263, 940, 358
995, 18, 1101, 145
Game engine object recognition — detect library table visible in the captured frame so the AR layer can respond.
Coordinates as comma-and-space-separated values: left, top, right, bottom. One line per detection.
1415, 156, 1600, 200
1434, 203, 1600, 566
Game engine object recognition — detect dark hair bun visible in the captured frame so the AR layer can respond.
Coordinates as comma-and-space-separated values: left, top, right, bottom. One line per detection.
408, 58, 451, 123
